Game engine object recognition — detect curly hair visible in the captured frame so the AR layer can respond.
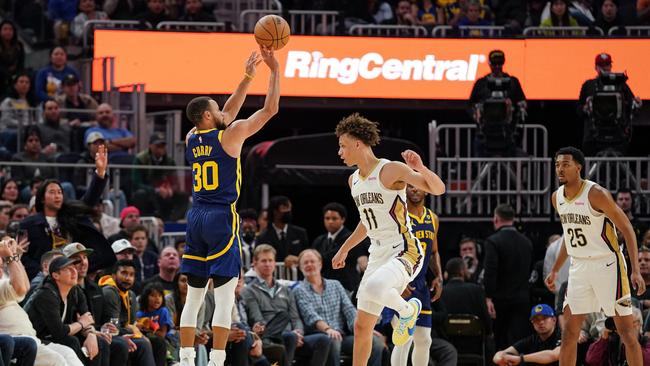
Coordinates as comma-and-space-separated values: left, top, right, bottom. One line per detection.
335, 113, 381, 147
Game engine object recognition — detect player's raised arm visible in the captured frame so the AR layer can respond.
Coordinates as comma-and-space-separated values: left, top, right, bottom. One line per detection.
221, 45, 280, 157
382, 150, 445, 195
221, 51, 263, 126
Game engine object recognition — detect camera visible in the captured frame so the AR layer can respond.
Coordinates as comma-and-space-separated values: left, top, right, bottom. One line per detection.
589, 72, 636, 150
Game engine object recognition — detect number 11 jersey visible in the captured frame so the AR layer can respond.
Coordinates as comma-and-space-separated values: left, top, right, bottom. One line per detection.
556, 180, 621, 259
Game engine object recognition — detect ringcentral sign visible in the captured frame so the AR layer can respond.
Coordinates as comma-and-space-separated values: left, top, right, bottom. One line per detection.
93, 30, 650, 100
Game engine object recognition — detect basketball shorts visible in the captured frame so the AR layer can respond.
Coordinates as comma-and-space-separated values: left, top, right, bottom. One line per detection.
564, 253, 632, 317
181, 206, 241, 279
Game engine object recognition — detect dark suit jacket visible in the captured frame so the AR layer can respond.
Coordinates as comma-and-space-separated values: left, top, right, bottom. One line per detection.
257, 224, 310, 261
441, 278, 492, 333
312, 227, 369, 292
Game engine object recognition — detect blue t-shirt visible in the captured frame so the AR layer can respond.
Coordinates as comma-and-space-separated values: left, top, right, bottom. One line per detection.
136, 307, 174, 336
84, 127, 134, 149
35, 65, 80, 102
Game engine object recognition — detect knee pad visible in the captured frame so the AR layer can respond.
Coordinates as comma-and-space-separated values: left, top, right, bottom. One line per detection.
211, 277, 238, 329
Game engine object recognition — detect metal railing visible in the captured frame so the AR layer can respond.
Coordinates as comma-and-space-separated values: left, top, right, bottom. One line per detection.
156, 21, 229, 32
240, 10, 338, 35
83, 20, 151, 50
522, 26, 602, 37
349, 24, 429, 37
145, 110, 185, 167
215, 0, 282, 29
608, 26, 650, 37
585, 157, 650, 215
275, 263, 299, 281
432, 124, 549, 159
432, 25, 506, 37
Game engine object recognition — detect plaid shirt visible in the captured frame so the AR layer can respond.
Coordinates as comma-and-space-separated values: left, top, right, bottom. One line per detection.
293, 278, 356, 334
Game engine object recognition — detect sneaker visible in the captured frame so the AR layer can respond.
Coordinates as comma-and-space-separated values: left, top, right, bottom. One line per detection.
392, 298, 422, 346
179, 348, 195, 366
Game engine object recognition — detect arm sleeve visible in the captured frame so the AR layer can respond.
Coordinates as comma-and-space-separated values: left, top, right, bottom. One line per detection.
293, 286, 323, 328
160, 307, 174, 329
33, 289, 71, 341
483, 239, 498, 298
288, 291, 304, 331
81, 171, 109, 207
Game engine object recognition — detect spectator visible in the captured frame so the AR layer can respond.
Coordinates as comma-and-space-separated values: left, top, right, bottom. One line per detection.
35, 47, 80, 102
54, 74, 99, 125
144, 246, 181, 295
20, 145, 113, 279
543, 235, 569, 296
491, 0, 526, 30
616, 188, 648, 243
107, 206, 143, 243
391, 0, 418, 25
0, 20, 25, 96
0, 178, 20, 204
136, 282, 174, 366
92, 201, 120, 238
257, 195, 309, 264
112, 238, 137, 261
8, 204, 29, 221
63, 242, 131, 366
0, 73, 35, 150
568, 0, 596, 25
180, 0, 216, 21
459, 237, 483, 283
311, 202, 368, 293
595, 0, 624, 34
26, 256, 109, 365
103, 0, 146, 20
84, 103, 135, 154
132, 132, 176, 193
530, 236, 558, 308
635, 247, 650, 312
458, 0, 493, 26
442, 0, 469, 26
586, 308, 650, 365
10, 126, 56, 182
492, 304, 561, 365
128, 225, 159, 289
239, 209, 259, 271
483, 203, 534, 351
0, 334, 37, 366
294, 249, 383, 366
242, 244, 332, 366
416, 0, 441, 26
21, 250, 63, 308
541, 0, 579, 26
0, 238, 81, 366
345, 0, 395, 28
71, 0, 109, 43
643, 228, 650, 248
74, 131, 104, 189
48, 0, 79, 44
39, 100, 72, 154
98, 259, 159, 365
137, 0, 171, 27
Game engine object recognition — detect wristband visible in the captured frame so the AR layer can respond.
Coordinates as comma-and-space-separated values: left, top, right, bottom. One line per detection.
520, 354, 525, 363
3, 254, 20, 264
244, 73, 254, 80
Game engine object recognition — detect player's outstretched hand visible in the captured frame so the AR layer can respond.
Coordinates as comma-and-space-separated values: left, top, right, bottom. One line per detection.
332, 249, 347, 270
544, 271, 557, 292
245, 51, 262, 79
259, 45, 279, 71
632, 271, 646, 296
402, 150, 424, 171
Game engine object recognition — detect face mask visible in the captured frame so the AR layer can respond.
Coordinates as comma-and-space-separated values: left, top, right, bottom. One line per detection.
280, 211, 293, 224
242, 231, 255, 243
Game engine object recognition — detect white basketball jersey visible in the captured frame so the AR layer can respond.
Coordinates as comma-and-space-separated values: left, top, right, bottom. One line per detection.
556, 180, 621, 259
351, 159, 414, 242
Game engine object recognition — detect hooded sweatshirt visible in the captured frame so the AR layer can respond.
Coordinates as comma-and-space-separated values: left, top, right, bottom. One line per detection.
99, 274, 139, 336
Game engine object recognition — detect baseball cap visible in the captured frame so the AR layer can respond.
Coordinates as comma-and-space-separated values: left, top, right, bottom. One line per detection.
595, 53, 612, 67
149, 132, 166, 145
62, 74, 79, 86
62, 242, 94, 258
489, 50, 505, 66
112, 239, 136, 254
86, 131, 105, 145
530, 304, 555, 319
48, 256, 80, 274
120, 206, 141, 222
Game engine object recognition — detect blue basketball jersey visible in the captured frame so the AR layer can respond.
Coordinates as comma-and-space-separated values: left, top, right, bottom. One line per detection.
186, 129, 241, 206
408, 208, 437, 285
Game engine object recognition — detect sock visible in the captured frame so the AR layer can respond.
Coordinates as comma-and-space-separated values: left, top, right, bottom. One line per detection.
209, 350, 226, 366
179, 347, 196, 365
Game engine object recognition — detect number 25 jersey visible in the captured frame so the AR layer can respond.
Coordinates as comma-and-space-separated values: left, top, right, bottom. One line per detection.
556, 180, 621, 259
186, 128, 241, 206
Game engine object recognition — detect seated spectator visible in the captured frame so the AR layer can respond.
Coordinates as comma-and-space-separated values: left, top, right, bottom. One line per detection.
635, 248, 650, 313
0, 238, 80, 366
0, 20, 25, 96
20, 146, 113, 279
111, 238, 136, 261
242, 244, 332, 366
595, 0, 624, 34
10, 126, 56, 182
21, 250, 63, 308
26, 256, 110, 365
39, 100, 72, 154
416, 0, 440, 26
71, 0, 109, 44
103, 0, 146, 20
35, 47, 80, 102
54, 74, 99, 125
92, 201, 120, 237
441, 0, 469, 26
1, 179, 20, 205
180, 0, 216, 22
0, 334, 37, 366
98, 259, 160, 365
239, 208, 259, 271
48, 0, 79, 45
615, 189, 648, 244
132, 132, 176, 192
74, 131, 104, 189
492, 304, 561, 365
459, 237, 483, 284
586, 308, 650, 365
540, 0, 579, 26
84, 103, 135, 154
0, 73, 36, 153
294, 249, 383, 366
257, 196, 309, 264
127, 224, 159, 281
136, 283, 174, 365
458, 0, 493, 27
8, 204, 29, 222
137, 0, 171, 27
143, 246, 180, 296
392, 0, 418, 25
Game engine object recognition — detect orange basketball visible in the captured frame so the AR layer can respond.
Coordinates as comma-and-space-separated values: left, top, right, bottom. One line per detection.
254, 15, 290, 51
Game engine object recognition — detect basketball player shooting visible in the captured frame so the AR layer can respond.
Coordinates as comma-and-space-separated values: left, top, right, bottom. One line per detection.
178, 45, 279, 366
332, 113, 445, 366
545, 146, 646, 366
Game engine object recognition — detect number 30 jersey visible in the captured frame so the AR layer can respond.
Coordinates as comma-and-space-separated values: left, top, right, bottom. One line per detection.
186, 128, 241, 206
556, 180, 621, 259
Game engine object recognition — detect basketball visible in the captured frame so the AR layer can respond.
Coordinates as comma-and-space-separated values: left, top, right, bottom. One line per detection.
254, 15, 290, 51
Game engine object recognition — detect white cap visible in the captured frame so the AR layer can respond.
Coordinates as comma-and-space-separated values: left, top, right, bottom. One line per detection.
111, 239, 135, 254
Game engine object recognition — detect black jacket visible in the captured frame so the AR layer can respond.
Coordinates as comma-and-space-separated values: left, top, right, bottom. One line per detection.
483, 225, 533, 304
26, 277, 89, 344
257, 224, 309, 261
78, 279, 105, 330
311, 227, 369, 292
21, 172, 115, 279
469, 72, 526, 107
441, 278, 493, 332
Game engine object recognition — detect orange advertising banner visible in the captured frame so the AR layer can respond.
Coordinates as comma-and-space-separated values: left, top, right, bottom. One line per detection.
93, 30, 650, 100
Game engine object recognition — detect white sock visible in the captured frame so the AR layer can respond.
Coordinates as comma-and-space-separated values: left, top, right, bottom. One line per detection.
179, 347, 196, 366
209, 350, 226, 366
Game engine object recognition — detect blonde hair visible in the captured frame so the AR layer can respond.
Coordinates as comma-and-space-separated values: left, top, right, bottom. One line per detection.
253, 244, 276, 261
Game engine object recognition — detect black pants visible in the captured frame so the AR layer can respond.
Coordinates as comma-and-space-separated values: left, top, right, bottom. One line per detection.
493, 301, 531, 351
